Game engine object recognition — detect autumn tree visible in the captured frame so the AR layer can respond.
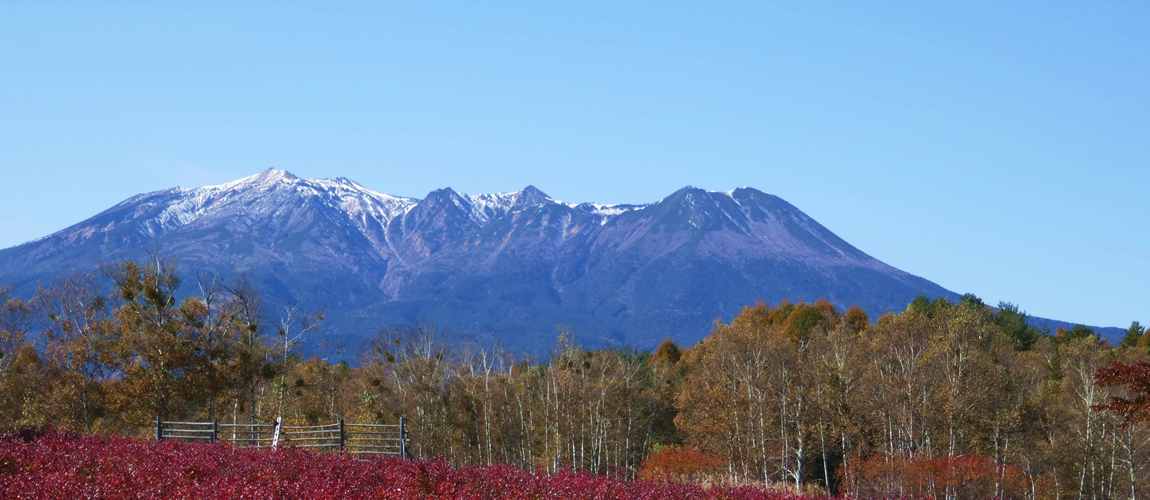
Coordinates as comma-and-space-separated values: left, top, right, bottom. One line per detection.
362, 321, 452, 459
190, 272, 240, 422
676, 300, 839, 488
1093, 355, 1150, 500
290, 357, 352, 425
34, 272, 118, 433
1056, 324, 1097, 344
647, 338, 683, 449
1094, 360, 1150, 429
1058, 335, 1119, 499
0, 285, 38, 428
269, 297, 324, 416
0, 285, 32, 372
218, 276, 274, 429
102, 255, 210, 423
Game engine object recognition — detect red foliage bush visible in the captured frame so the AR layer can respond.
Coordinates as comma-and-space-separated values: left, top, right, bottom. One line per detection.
840, 454, 1028, 500
1093, 360, 1150, 426
0, 431, 825, 500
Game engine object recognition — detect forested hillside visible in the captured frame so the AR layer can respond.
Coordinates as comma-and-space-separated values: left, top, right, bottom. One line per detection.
1, 256, 1148, 499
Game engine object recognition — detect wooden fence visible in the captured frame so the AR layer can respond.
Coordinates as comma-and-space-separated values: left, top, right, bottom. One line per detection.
155, 416, 408, 457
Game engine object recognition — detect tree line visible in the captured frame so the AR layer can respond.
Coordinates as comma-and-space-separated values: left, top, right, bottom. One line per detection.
1, 256, 1148, 499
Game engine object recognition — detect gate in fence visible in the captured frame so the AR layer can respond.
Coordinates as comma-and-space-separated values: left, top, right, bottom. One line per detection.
155, 416, 408, 458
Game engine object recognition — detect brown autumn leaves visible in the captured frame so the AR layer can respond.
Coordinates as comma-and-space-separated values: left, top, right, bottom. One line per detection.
674, 299, 1149, 498
0, 255, 321, 435
1, 255, 1148, 499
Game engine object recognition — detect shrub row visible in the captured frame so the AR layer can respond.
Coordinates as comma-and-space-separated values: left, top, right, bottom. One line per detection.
0, 431, 821, 500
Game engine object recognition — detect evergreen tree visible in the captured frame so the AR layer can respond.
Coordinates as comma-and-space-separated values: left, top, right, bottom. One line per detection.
995, 302, 1041, 351
1120, 320, 1145, 348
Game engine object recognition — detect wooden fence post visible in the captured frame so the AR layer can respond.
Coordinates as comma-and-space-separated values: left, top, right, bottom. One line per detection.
155, 416, 162, 441
211, 419, 218, 443
338, 418, 345, 451
399, 417, 407, 459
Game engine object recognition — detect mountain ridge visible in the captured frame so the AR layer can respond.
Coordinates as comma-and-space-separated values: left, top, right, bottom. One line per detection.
0, 169, 1123, 353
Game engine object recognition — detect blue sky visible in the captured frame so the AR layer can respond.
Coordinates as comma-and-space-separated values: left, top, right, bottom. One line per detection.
2, 1, 1147, 328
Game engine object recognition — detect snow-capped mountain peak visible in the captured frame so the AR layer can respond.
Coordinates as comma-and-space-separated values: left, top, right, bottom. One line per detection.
0, 170, 977, 354
1, 171, 1121, 355
200, 167, 298, 192
99, 171, 651, 260
143, 169, 418, 236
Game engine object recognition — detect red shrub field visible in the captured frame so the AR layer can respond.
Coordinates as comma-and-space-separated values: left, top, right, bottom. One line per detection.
0, 431, 823, 500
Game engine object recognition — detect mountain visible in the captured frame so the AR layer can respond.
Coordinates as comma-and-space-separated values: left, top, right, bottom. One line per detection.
0, 169, 1122, 354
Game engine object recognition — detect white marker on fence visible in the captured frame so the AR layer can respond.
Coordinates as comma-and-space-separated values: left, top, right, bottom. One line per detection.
271, 417, 283, 449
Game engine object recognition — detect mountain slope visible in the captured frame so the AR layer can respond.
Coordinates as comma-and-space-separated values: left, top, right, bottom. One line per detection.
0, 169, 1117, 354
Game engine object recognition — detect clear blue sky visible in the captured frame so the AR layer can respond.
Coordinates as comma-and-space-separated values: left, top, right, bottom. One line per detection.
2, 1, 1147, 329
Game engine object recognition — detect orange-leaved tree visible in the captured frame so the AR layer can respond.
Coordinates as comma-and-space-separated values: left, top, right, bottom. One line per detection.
638, 445, 723, 482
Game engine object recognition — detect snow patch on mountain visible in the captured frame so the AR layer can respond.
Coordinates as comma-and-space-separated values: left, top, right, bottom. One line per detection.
141, 169, 420, 236
457, 186, 640, 226
464, 192, 518, 225
117, 170, 650, 247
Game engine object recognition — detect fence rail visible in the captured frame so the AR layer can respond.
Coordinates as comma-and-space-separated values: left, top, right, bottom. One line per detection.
155, 416, 407, 457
